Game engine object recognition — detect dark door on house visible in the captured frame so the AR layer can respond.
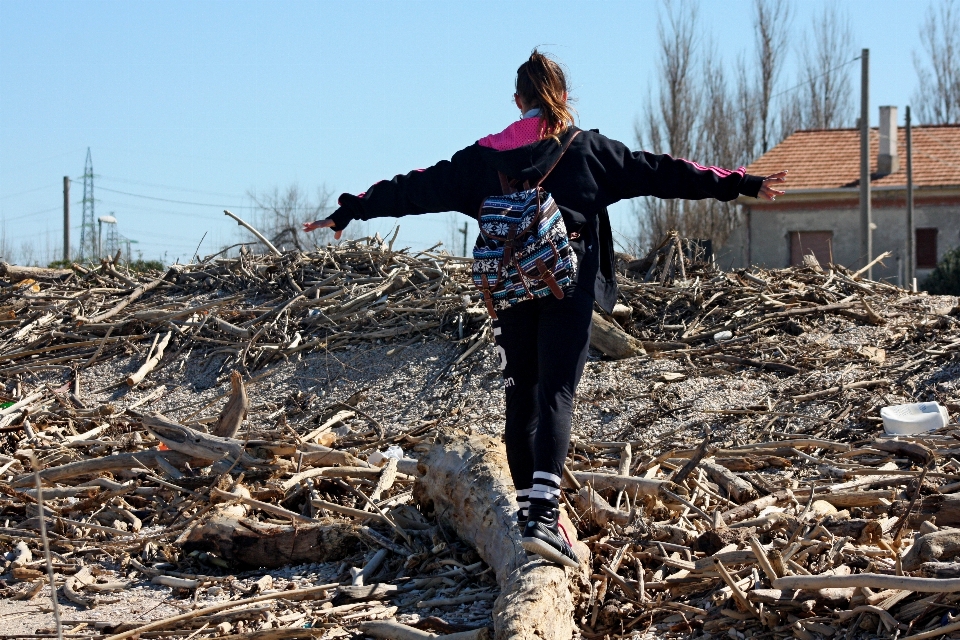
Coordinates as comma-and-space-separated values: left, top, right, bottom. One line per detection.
916, 228, 938, 268
789, 231, 834, 267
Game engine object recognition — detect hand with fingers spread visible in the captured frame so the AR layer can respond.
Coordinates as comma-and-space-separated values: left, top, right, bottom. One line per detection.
758, 170, 788, 201
302, 218, 343, 240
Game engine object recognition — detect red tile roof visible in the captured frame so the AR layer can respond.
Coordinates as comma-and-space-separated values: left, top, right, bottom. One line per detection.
746, 125, 960, 190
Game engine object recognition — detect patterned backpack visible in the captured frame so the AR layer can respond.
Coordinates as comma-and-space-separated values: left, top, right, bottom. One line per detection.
472, 130, 581, 320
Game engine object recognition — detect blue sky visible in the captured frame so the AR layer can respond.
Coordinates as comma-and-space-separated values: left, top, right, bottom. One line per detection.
0, 0, 931, 264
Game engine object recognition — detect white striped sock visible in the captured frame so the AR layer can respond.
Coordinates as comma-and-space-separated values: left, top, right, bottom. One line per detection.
517, 489, 530, 516
532, 471, 562, 486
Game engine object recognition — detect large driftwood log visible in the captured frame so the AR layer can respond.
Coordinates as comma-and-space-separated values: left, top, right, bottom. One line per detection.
141, 412, 248, 462
721, 490, 794, 524
10, 450, 196, 488
181, 515, 361, 568
773, 573, 960, 593
565, 470, 681, 500
915, 494, 960, 527
590, 312, 645, 360
702, 459, 759, 503
0, 261, 72, 281
902, 528, 960, 570
920, 562, 960, 578
413, 433, 589, 640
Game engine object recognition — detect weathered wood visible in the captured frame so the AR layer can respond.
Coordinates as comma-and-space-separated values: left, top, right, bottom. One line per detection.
81, 273, 168, 324
181, 515, 361, 568
920, 562, 960, 578
210, 487, 316, 523
914, 493, 960, 527
701, 459, 759, 503
773, 573, 960, 593
566, 470, 681, 500
590, 312, 645, 360
573, 485, 630, 527
10, 450, 195, 488
141, 412, 247, 462
902, 528, 960, 570
211, 370, 249, 438
126, 331, 171, 386
0, 261, 72, 281
413, 433, 589, 640
871, 438, 935, 466
821, 517, 884, 543
359, 621, 489, 640
721, 490, 793, 524
102, 584, 337, 640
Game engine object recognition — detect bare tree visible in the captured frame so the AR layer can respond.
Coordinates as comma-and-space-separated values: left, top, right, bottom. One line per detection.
247, 184, 336, 252
798, 4, 855, 129
634, 1, 762, 253
753, 0, 792, 151
634, 0, 702, 247
913, 0, 960, 124
639, 0, 702, 160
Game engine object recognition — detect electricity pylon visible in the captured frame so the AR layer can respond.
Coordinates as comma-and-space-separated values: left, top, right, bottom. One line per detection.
78, 148, 97, 261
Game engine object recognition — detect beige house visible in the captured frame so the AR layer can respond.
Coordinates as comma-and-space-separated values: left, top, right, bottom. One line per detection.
723, 107, 960, 285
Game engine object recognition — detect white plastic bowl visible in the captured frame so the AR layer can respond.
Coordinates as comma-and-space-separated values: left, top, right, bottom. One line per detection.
880, 402, 950, 435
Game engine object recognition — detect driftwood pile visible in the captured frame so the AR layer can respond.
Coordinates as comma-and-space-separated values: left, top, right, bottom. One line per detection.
0, 229, 958, 639
0, 233, 482, 381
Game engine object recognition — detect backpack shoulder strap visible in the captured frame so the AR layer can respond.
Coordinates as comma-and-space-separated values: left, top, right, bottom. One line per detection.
535, 129, 581, 188
498, 171, 514, 195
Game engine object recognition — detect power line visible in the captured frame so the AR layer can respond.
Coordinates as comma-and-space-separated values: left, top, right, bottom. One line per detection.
96, 185, 252, 208
0, 183, 62, 200
1, 148, 88, 175
0, 206, 62, 222
96, 199, 230, 219
735, 54, 863, 123
97, 175, 244, 199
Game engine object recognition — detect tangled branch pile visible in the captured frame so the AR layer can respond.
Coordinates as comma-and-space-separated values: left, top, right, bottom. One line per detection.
0, 232, 958, 640
0, 236, 482, 380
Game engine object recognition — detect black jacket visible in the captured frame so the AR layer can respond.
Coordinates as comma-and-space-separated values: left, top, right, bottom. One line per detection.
329, 127, 764, 313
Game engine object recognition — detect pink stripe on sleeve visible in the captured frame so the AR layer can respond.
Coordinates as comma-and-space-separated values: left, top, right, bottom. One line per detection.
678, 158, 746, 179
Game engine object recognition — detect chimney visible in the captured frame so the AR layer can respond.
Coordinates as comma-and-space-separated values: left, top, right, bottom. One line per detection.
878, 106, 900, 174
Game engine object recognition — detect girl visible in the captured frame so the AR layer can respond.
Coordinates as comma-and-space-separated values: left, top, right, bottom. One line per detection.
305, 50, 786, 568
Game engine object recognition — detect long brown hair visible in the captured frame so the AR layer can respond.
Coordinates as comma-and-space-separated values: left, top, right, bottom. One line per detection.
516, 49, 575, 139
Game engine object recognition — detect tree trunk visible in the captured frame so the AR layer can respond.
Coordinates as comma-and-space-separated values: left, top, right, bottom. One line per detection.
413, 434, 589, 640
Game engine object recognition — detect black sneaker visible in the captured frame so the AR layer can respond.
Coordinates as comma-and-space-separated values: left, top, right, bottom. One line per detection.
517, 509, 528, 531
521, 504, 580, 568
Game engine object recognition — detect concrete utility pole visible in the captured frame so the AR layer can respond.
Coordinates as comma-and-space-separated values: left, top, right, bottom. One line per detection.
62, 177, 70, 262
906, 105, 915, 289
859, 49, 872, 279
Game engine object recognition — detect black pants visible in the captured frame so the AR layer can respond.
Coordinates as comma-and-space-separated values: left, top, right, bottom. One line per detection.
492, 287, 594, 493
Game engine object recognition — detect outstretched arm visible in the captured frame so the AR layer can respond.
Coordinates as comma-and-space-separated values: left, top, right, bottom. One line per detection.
303, 145, 482, 237
592, 134, 786, 204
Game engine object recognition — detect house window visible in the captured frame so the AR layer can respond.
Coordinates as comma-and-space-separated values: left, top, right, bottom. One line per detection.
916, 228, 938, 269
789, 231, 833, 267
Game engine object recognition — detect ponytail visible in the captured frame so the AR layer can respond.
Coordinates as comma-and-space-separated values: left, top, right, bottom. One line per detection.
515, 49, 575, 140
